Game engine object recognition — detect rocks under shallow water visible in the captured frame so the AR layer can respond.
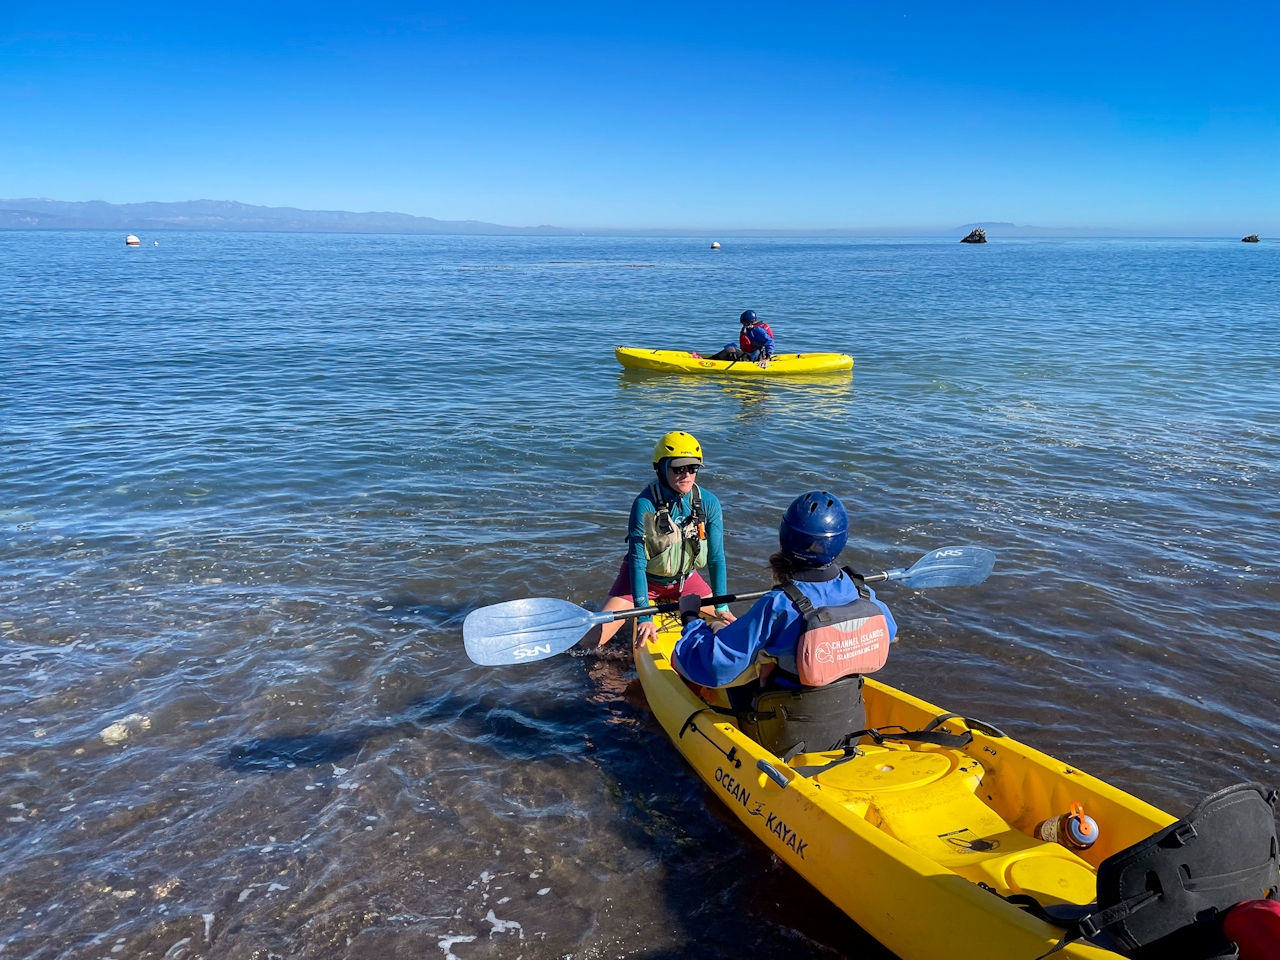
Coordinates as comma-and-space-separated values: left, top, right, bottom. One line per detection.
99, 713, 150, 745
1242, 234, 1260, 243
961, 228, 987, 244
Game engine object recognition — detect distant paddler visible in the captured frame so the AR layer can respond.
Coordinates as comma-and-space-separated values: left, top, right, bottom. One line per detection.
701, 310, 775, 367
578, 431, 733, 649
125, 234, 141, 246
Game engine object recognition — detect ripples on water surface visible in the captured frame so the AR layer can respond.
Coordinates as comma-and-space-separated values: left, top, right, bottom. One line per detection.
2, 232, 1278, 958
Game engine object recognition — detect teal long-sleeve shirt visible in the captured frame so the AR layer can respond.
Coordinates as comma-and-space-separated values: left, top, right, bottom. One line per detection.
627, 480, 727, 622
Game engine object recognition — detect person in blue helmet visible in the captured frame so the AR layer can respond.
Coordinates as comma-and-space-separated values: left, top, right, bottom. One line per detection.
666, 491, 898, 755
707, 310, 775, 366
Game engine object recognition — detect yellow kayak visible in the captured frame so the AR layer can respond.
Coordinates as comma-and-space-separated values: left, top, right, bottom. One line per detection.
635, 613, 1176, 960
616, 346, 853, 376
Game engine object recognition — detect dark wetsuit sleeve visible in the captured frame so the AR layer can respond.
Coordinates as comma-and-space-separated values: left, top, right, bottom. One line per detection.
702, 490, 728, 610
627, 494, 654, 622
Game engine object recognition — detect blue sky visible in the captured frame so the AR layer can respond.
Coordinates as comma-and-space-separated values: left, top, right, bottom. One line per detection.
1, 2, 1276, 230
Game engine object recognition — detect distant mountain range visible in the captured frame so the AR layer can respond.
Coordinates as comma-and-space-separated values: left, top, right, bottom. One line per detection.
0, 199, 1143, 237
0, 198, 573, 235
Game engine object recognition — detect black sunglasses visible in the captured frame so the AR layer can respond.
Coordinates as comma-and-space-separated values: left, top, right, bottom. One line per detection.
669, 463, 701, 476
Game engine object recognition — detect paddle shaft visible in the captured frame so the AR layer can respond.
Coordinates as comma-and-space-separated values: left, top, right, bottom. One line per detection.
604, 570, 894, 623
607, 589, 768, 621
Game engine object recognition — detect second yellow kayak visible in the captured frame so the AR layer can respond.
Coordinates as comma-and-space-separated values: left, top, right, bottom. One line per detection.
616, 346, 853, 376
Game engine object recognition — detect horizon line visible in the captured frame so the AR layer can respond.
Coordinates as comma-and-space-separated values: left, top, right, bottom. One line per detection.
0, 198, 1271, 239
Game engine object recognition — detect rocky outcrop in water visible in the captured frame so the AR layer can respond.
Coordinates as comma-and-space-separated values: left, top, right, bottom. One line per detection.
1242, 234, 1260, 243
961, 228, 987, 244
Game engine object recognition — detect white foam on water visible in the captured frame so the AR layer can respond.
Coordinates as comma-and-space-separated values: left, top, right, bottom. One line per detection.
484, 910, 523, 939
437, 935, 476, 960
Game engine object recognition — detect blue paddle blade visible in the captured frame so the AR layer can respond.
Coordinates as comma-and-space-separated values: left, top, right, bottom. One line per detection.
892, 546, 995, 589
463, 598, 612, 666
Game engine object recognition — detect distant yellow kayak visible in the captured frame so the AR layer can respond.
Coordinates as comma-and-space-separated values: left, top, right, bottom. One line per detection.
616, 346, 853, 376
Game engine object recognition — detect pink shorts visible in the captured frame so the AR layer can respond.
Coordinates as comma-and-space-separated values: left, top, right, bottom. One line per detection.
607, 560, 710, 605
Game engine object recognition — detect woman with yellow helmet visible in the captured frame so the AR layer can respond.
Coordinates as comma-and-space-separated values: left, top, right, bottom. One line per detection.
579, 431, 734, 649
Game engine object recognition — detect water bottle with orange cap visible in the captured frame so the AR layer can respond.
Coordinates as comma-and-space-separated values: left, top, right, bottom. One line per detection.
1035, 802, 1099, 850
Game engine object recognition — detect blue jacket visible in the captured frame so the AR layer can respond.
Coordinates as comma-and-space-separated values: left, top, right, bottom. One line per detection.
672, 565, 897, 688
722, 323, 776, 361
627, 479, 727, 622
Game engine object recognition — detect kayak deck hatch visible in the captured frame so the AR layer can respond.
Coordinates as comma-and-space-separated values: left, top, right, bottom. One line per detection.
798, 743, 1097, 907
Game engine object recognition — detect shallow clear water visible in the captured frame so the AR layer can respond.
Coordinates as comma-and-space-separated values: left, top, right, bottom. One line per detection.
2, 232, 1278, 959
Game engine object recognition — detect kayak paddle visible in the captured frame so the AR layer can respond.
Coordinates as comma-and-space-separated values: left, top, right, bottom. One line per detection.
864, 544, 995, 589
463, 544, 995, 666
463, 589, 769, 667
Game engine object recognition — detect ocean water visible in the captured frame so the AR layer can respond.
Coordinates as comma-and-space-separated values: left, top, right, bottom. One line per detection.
1, 231, 1277, 959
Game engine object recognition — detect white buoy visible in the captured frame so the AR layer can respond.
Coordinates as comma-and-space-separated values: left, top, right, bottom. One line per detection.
710, 241, 721, 249
125, 234, 141, 246
154, 241, 159, 246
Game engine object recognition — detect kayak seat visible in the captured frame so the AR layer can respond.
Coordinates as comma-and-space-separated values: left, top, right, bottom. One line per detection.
800, 743, 1099, 908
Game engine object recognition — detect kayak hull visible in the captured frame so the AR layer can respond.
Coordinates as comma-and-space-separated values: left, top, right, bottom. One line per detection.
616, 346, 853, 376
634, 614, 1175, 960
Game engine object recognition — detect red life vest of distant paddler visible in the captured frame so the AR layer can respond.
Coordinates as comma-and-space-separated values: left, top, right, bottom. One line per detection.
740, 321, 774, 353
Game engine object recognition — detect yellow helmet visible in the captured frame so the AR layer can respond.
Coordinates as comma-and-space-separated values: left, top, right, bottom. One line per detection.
653, 431, 703, 468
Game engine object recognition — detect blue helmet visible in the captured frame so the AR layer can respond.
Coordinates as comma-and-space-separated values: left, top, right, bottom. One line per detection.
779, 491, 849, 567
739, 310, 758, 325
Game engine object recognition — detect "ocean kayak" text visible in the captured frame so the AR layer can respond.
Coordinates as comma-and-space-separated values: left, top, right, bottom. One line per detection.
714, 766, 752, 809
715, 767, 809, 860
